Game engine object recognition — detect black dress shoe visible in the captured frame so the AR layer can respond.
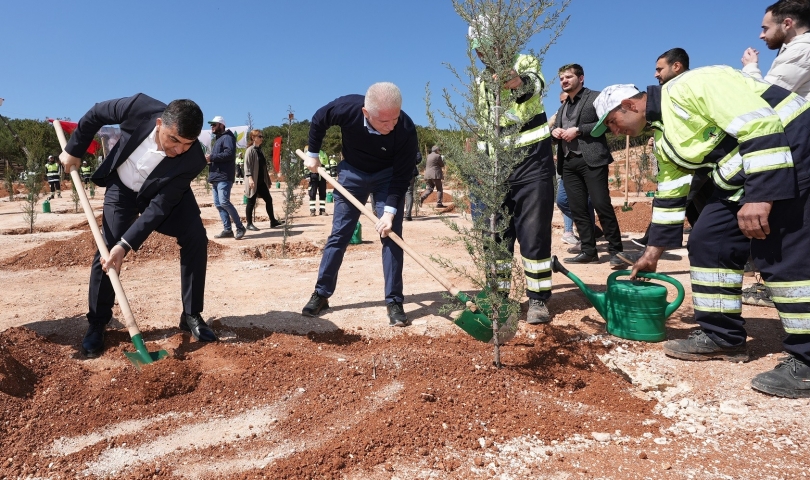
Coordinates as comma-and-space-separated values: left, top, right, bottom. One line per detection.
246, 224, 260, 231
271, 220, 285, 228
179, 312, 219, 342
563, 253, 599, 264
82, 322, 107, 357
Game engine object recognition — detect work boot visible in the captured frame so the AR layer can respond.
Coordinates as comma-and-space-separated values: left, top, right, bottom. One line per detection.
526, 299, 550, 325
310, 209, 316, 216
404, 216, 412, 221
320, 209, 327, 216
751, 354, 810, 398
82, 322, 107, 358
302, 291, 329, 317
214, 229, 233, 239
663, 330, 749, 362
609, 255, 626, 269
235, 227, 246, 240
741, 283, 775, 308
387, 301, 409, 327
179, 312, 218, 342
616, 251, 643, 266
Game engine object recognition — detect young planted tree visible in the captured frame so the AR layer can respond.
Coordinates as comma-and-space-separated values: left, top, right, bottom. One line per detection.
4, 160, 15, 201
278, 108, 307, 257
426, 0, 569, 366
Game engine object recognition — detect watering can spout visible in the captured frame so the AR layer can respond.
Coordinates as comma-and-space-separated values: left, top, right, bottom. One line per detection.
550, 256, 609, 319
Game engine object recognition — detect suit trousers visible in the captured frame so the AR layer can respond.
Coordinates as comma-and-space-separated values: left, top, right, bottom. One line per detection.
87, 175, 208, 324
421, 179, 443, 205
689, 189, 810, 364
315, 162, 405, 304
404, 175, 416, 218
562, 155, 623, 257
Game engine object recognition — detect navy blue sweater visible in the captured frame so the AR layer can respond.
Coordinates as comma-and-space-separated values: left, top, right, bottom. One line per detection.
308, 94, 418, 210
208, 129, 236, 183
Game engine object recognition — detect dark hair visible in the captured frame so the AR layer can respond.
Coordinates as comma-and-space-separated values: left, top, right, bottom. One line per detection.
768, 0, 810, 29
558, 63, 584, 77
161, 99, 203, 140
657, 48, 690, 70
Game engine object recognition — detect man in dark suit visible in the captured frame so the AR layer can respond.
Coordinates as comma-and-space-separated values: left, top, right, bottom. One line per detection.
551, 64, 624, 267
59, 93, 218, 357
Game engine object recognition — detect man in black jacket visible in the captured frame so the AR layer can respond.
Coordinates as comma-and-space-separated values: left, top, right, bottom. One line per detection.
551, 64, 624, 267
60, 94, 218, 357
206, 116, 245, 240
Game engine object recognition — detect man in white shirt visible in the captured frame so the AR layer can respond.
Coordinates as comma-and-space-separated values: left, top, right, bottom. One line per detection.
60, 94, 218, 358
742, 0, 810, 98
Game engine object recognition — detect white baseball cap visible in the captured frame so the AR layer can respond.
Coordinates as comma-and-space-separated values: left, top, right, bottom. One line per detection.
591, 84, 640, 137
208, 115, 225, 126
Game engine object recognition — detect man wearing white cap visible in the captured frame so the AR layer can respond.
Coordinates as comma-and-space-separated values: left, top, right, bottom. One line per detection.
206, 115, 245, 240
591, 66, 810, 398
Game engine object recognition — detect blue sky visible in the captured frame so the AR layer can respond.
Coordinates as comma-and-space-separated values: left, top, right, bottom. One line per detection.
1, 0, 770, 130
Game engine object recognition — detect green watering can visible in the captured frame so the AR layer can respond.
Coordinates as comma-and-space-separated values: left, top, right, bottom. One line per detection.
551, 256, 685, 342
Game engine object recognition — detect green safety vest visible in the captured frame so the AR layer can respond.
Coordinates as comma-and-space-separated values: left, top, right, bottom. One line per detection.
80, 166, 92, 175
477, 53, 550, 151
46, 162, 60, 179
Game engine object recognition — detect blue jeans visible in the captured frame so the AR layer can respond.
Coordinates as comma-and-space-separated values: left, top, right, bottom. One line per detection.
315, 161, 405, 304
556, 176, 594, 233
212, 181, 244, 231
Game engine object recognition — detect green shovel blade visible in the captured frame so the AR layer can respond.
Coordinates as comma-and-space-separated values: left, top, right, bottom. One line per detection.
124, 333, 169, 368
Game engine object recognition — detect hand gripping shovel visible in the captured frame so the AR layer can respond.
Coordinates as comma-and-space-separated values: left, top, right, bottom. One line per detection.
294, 149, 516, 343
53, 120, 168, 367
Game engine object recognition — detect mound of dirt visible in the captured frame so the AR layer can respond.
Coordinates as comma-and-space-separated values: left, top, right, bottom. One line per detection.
0, 324, 664, 479
0, 230, 226, 271
241, 241, 322, 259
613, 202, 652, 233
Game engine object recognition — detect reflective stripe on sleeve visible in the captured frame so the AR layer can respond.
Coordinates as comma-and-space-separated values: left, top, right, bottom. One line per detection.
725, 107, 777, 137
742, 149, 793, 173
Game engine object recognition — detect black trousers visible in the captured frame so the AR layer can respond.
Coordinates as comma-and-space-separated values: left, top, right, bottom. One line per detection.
308, 174, 327, 211
49, 179, 61, 193
562, 155, 622, 257
87, 175, 207, 324
690, 189, 810, 364
246, 180, 277, 222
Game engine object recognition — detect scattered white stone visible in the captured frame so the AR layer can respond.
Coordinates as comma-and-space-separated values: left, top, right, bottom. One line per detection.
591, 432, 611, 442
719, 401, 748, 415
654, 437, 668, 445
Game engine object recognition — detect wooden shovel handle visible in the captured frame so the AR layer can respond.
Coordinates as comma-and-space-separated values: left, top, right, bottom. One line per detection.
53, 120, 142, 339
294, 149, 460, 296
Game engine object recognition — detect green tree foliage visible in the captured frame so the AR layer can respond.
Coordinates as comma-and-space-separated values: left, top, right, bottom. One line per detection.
426, 0, 569, 365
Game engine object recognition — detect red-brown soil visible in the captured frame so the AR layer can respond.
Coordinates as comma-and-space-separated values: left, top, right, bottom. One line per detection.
0, 230, 226, 271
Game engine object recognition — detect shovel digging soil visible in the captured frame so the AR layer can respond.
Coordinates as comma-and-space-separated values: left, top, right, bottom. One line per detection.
294, 149, 516, 343
53, 120, 168, 367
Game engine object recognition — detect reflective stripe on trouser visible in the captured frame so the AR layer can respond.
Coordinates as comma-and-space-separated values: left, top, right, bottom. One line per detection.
315, 161, 405, 304
495, 145, 555, 301
689, 188, 810, 363
309, 177, 326, 210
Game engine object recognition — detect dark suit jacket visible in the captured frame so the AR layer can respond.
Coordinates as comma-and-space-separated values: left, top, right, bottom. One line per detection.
553, 87, 613, 176
65, 93, 206, 250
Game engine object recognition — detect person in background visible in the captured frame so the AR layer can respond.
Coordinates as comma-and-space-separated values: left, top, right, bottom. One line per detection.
46, 155, 61, 198
420, 145, 445, 208
244, 129, 283, 231
404, 150, 422, 221
551, 63, 623, 268
80, 160, 92, 187
206, 115, 245, 240
235, 151, 245, 185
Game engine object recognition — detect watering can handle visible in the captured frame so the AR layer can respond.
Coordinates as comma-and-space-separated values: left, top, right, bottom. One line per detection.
607, 270, 686, 318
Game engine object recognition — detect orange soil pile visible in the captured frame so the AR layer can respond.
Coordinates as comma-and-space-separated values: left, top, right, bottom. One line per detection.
0, 230, 225, 271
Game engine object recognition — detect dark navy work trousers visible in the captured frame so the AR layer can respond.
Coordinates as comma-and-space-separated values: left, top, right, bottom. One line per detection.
314, 162, 405, 304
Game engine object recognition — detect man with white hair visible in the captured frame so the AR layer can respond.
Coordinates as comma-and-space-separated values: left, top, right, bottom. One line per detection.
591, 66, 810, 398
301, 82, 419, 327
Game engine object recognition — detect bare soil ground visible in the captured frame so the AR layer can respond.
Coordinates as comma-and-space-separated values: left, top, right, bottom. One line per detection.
0, 181, 807, 480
